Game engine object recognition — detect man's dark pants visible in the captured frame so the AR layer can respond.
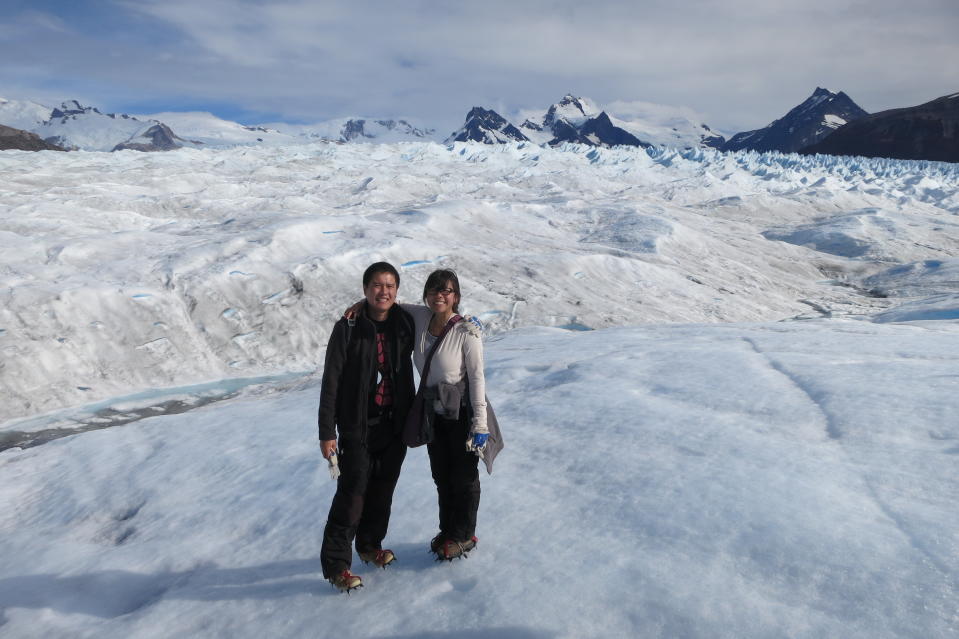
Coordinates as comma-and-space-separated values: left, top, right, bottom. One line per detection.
320, 420, 407, 578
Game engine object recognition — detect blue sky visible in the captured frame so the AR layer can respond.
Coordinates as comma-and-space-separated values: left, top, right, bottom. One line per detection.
2, 0, 957, 134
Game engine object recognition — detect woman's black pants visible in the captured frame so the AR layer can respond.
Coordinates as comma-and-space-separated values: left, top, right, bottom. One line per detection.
427, 414, 481, 542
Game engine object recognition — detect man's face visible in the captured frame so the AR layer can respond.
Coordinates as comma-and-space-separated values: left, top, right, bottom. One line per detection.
364, 271, 398, 314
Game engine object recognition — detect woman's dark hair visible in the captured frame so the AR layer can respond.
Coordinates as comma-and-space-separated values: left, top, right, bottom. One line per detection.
423, 269, 460, 313
363, 262, 400, 288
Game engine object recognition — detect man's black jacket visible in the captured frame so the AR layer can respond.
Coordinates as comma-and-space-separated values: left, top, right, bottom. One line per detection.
318, 303, 415, 444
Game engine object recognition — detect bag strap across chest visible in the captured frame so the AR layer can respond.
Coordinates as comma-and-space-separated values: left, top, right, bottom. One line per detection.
417, 315, 461, 392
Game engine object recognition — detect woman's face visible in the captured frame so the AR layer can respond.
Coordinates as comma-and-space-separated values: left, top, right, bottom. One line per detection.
425, 280, 459, 315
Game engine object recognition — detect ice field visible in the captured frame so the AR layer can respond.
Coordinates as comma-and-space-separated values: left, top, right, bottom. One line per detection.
1, 141, 957, 637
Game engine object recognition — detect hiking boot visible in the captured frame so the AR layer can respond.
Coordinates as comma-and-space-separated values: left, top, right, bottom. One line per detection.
429, 533, 447, 554
329, 569, 363, 593
436, 536, 478, 561
358, 548, 396, 568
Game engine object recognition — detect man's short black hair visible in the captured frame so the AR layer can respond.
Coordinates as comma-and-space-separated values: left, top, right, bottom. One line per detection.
363, 262, 400, 288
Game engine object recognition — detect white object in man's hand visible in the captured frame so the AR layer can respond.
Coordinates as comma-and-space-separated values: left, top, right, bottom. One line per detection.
320, 440, 340, 480
327, 451, 340, 480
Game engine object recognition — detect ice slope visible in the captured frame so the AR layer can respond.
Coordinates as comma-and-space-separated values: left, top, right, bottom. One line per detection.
135, 112, 297, 147
0, 97, 53, 131
605, 99, 727, 149
2, 142, 958, 420
0, 321, 956, 638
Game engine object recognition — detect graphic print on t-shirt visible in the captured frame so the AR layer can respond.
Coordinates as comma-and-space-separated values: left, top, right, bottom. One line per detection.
373, 329, 392, 407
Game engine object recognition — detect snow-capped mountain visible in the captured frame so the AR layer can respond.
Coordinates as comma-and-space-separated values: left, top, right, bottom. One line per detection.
4, 92, 722, 153
445, 107, 529, 144
519, 94, 649, 147
447, 94, 727, 150
0, 96, 54, 131
270, 117, 439, 144
604, 99, 727, 149
136, 111, 297, 147
546, 93, 595, 122
35, 100, 166, 151
0, 99, 210, 152
2, 97, 440, 151
139, 113, 438, 147
801, 91, 959, 163
723, 88, 868, 153
338, 118, 436, 142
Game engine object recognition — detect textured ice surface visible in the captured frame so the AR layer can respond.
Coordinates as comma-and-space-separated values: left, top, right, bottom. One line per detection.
3, 142, 957, 420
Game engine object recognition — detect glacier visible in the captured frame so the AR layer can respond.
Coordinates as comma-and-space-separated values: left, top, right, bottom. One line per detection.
0, 141, 957, 638
1, 142, 956, 419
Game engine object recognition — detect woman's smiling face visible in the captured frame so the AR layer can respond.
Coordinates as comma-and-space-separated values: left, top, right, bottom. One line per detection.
425, 280, 459, 315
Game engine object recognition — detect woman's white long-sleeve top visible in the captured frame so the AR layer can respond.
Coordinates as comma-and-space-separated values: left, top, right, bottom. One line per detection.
401, 304, 487, 433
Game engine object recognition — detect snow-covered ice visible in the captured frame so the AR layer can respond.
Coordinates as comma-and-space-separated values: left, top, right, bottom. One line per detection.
1, 322, 957, 638
2, 142, 957, 419
1, 141, 958, 637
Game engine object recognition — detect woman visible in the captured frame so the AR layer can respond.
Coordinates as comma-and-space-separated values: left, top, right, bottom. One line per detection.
408, 269, 488, 560
346, 269, 488, 560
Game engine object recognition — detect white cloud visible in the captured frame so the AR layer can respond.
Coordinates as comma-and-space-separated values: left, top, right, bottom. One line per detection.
2, 0, 956, 132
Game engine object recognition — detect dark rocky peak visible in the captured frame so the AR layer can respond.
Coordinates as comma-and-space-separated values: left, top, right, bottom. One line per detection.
789, 87, 866, 121
0, 124, 67, 151
50, 100, 101, 120
49, 100, 138, 124
547, 118, 584, 144
801, 90, 959, 163
462, 107, 527, 141
342, 119, 369, 140
464, 107, 506, 125
112, 123, 185, 152
545, 110, 647, 148
723, 88, 868, 153
580, 112, 647, 148
446, 107, 529, 144
700, 124, 726, 149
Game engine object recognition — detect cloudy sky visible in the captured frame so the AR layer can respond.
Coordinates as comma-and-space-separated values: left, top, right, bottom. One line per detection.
3, 0, 957, 135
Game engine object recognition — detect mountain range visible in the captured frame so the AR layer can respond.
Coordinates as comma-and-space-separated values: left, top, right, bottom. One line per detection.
801, 92, 959, 163
449, 94, 721, 150
0, 89, 955, 163
721, 88, 868, 153
0, 98, 439, 152
518, 94, 647, 148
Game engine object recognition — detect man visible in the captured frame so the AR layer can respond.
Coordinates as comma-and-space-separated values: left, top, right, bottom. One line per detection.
318, 262, 416, 592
